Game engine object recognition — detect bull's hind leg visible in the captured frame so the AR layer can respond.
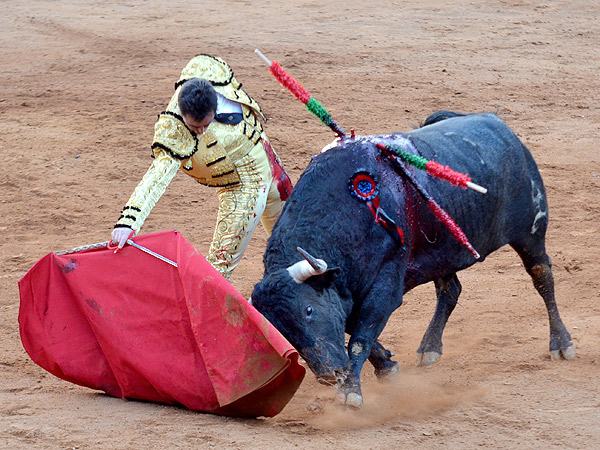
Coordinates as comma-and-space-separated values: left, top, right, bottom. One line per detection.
417, 273, 462, 366
511, 241, 575, 360
368, 340, 399, 379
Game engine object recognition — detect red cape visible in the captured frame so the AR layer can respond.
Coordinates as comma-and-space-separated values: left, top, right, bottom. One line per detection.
18, 230, 304, 417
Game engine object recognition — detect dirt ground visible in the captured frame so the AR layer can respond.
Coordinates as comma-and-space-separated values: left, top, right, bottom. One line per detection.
1, 0, 599, 448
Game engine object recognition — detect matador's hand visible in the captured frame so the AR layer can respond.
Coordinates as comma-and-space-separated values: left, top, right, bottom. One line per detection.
111, 227, 134, 249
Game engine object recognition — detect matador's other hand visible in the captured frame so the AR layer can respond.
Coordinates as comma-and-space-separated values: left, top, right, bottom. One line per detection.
111, 227, 134, 249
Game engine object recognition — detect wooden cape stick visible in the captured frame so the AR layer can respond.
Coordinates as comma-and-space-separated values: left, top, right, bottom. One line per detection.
55, 241, 109, 255
56, 240, 178, 267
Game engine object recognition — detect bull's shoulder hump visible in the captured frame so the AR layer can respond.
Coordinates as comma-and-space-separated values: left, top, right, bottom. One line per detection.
406, 113, 510, 139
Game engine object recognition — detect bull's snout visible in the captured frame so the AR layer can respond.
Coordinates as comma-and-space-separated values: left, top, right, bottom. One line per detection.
302, 338, 349, 387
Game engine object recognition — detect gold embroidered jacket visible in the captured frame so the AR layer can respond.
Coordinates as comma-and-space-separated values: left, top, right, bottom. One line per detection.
115, 55, 266, 231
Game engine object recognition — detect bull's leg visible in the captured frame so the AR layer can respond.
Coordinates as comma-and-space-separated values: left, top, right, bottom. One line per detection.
338, 278, 401, 409
338, 333, 381, 409
368, 340, 399, 379
511, 243, 575, 360
336, 340, 368, 409
417, 273, 462, 366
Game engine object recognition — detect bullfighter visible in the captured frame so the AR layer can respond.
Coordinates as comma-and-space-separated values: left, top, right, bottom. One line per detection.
111, 54, 291, 279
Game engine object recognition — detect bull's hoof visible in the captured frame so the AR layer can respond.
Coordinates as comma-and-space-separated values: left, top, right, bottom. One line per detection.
374, 361, 399, 381
550, 345, 576, 361
345, 392, 363, 409
416, 351, 441, 366
336, 387, 363, 409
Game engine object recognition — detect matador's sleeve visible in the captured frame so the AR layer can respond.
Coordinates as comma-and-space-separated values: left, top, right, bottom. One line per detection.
114, 149, 181, 232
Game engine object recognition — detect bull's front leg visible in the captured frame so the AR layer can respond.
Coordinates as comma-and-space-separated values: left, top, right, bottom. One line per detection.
368, 340, 399, 379
336, 334, 373, 409
337, 287, 400, 408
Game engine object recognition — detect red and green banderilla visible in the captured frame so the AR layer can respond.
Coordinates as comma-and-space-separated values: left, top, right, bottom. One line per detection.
255, 49, 346, 138
255, 49, 484, 258
255, 49, 486, 194
375, 143, 487, 194
376, 145, 481, 259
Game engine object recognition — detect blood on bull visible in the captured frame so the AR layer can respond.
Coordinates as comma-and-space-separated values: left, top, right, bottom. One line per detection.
251, 111, 575, 409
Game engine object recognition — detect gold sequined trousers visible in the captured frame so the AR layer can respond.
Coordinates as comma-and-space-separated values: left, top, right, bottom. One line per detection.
206, 142, 284, 280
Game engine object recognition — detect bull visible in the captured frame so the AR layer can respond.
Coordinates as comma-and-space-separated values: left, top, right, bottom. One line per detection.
251, 111, 575, 408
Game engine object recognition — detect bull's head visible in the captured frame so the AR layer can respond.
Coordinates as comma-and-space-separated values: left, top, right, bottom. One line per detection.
251, 247, 349, 386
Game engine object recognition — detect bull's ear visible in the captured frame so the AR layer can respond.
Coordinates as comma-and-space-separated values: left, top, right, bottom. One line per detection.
306, 267, 340, 291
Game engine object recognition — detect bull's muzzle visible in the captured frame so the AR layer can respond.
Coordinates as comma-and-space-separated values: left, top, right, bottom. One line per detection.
302, 338, 349, 387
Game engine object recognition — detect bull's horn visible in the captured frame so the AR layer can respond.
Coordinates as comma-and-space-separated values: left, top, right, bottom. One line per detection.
287, 247, 328, 284
297, 247, 328, 272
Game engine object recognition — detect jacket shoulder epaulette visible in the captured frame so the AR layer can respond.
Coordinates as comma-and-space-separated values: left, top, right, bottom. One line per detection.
151, 111, 198, 160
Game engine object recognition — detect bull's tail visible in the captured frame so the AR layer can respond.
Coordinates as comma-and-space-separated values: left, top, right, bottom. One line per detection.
421, 110, 467, 127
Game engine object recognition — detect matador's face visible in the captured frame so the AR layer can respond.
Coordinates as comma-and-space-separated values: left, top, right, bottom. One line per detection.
182, 110, 215, 135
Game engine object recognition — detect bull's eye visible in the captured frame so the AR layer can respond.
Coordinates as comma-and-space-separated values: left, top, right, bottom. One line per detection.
305, 306, 313, 317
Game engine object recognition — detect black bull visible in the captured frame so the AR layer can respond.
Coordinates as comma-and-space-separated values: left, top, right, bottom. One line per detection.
251, 111, 575, 408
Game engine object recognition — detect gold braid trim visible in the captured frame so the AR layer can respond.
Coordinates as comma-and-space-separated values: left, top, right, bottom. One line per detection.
182, 130, 241, 187
176, 107, 264, 187
206, 151, 263, 279
152, 112, 198, 159
115, 149, 181, 231
240, 105, 264, 145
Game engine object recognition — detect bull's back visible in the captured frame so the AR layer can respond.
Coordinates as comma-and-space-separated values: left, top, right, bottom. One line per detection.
266, 112, 547, 289
404, 113, 534, 183
401, 113, 548, 280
